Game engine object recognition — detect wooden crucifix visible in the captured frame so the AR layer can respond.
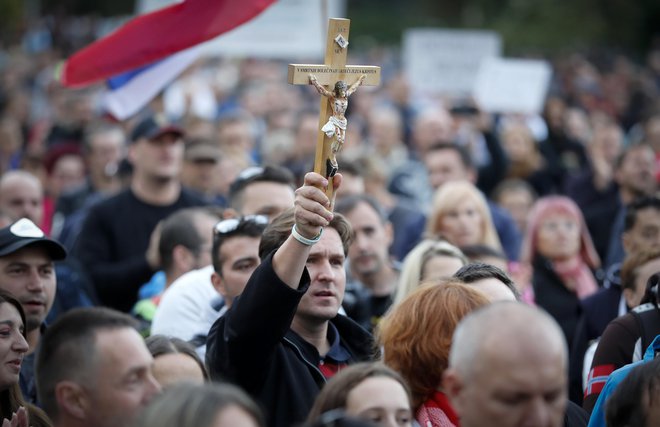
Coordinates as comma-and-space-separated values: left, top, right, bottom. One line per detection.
288, 18, 380, 202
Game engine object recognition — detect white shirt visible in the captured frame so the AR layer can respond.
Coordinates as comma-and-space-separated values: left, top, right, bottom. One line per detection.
151, 265, 223, 342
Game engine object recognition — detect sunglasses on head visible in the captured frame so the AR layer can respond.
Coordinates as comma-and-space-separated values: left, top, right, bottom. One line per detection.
213, 215, 269, 236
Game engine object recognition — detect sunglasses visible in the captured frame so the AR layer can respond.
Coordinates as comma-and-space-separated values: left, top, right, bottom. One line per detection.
213, 215, 269, 235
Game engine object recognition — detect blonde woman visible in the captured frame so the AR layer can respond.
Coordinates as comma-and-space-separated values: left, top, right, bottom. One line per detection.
426, 180, 502, 253
393, 239, 467, 307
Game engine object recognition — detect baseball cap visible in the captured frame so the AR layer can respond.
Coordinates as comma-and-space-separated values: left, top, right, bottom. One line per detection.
0, 219, 67, 260
130, 115, 184, 143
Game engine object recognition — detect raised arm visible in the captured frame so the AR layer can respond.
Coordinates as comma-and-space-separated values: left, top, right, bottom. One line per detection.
272, 172, 340, 287
346, 74, 366, 96
309, 74, 333, 98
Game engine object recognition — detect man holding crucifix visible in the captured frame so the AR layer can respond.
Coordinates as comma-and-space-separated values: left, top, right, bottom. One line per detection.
206, 18, 380, 427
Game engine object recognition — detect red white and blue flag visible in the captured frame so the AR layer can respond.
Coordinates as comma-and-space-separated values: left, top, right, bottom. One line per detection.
61, 0, 276, 87
60, 0, 276, 118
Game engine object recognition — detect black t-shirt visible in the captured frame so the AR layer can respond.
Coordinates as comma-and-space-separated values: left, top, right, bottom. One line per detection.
73, 188, 206, 312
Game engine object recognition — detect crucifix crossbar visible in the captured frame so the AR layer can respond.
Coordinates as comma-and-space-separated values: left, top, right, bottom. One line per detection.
288, 18, 380, 202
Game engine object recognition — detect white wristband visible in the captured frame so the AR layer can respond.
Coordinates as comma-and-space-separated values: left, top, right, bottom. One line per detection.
291, 224, 323, 246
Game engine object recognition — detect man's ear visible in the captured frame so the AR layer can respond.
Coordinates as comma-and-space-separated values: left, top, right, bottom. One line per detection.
55, 381, 88, 420
172, 244, 194, 272
442, 368, 464, 411
211, 271, 226, 298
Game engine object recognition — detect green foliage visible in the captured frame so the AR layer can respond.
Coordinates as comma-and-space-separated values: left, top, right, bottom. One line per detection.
0, 0, 23, 42
348, 0, 657, 55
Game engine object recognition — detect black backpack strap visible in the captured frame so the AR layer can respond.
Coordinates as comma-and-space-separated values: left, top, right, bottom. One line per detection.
631, 303, 660, 354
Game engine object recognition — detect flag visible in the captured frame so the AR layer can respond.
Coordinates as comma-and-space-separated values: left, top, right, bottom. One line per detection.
61, 0, 276, 87
102, 47, 200, 120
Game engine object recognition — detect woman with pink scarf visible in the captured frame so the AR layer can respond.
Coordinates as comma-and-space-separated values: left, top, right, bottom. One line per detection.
521, 196, 600, 350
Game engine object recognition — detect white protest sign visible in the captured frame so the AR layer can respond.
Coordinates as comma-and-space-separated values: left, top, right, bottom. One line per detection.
138, 0, 346, 60
403, 29, 502, 96
473, 57, 552, 114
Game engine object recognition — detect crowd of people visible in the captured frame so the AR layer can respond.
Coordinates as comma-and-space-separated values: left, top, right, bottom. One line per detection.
0, 14, 659, 427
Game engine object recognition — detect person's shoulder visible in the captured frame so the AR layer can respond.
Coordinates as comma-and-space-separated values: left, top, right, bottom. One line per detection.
178, 187, 210, 206
90, 188, 132, 209
332, 314, 374, 353
163, 265, 216, 298
581, 287, 621, 310
603, 310, 641, 336
564, 400, 589, 427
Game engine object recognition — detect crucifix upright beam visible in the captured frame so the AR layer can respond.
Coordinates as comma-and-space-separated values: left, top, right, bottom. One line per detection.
288, 18, 380, 203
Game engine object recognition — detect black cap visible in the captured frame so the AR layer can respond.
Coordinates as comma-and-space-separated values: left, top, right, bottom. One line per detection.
130, 115, 184, 143
0, 219, 67, 260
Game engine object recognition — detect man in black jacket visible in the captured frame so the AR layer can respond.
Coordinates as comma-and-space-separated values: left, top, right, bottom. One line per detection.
73, 115, 206, 312
206, 172, 373, 427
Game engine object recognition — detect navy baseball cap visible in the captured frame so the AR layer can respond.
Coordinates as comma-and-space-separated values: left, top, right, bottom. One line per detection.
0, 219, 67, 260
130, 115, 184, 143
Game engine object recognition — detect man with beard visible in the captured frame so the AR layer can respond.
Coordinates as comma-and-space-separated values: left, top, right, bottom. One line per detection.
0, 218, 67, 403
73, 115, 206, 313
335, 195, 399, 331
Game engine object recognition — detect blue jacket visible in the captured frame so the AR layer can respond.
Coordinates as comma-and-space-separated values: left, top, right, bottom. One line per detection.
587, 335, 660, 427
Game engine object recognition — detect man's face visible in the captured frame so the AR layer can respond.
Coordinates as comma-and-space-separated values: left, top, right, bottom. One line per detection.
624, 257, 660, 308
239, 182, 294, 218
211, 236, 261, 307
0, 246, 56, 332
623, 208, 660, 254
449, 345, 567, 427
129, 133, 184, 181
616, 146, 657, 197
88, 132, 125, 177
345, 202, 392, 280
85, 328, 160, 427
0, 178, 43, 225
424, 149, 472, 190
295, 227, 346, 323
182, 158, 221, 195
219, 122, 254, 154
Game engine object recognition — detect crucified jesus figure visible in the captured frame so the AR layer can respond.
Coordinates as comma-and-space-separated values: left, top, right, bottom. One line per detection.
309, 74, 365, 175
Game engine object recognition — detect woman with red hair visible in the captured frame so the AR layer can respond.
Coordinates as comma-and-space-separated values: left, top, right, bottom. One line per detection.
376, 281, 489, 427
521, 195, 600, 349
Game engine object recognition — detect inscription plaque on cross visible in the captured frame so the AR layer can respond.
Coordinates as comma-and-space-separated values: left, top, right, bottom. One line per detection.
288, 18, 380, 202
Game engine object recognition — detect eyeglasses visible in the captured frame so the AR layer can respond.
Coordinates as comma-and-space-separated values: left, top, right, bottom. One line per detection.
213, 215, 269, 236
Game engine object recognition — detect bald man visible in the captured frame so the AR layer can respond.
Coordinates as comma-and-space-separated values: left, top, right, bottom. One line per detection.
443, 302, 575, 427
0, 170, 44, 225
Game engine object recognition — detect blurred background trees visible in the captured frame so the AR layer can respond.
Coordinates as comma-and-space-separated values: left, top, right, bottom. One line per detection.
0, 0, 658, 56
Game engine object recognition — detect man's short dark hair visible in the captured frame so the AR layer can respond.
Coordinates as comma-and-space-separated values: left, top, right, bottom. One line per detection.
427, 142, 474, 170
159, 208, 217, 273
228, 165, 295, 211
624, 196, 660, 232
453, 262, 521, 301
335, 194, 387, 224
605, 357, 660, 427
36, 308, 138, 419
82, 121, 125, 155
258, 208, 353, 260
212, 216, 268, 274
335, 159, 363, 178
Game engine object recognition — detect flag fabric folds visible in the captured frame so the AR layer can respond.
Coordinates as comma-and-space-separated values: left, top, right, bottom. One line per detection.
102, 47, 200, 120
61, 0, 276, 87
